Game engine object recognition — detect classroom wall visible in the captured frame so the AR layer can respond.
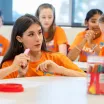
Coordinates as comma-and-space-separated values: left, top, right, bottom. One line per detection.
0, 26, 85, 44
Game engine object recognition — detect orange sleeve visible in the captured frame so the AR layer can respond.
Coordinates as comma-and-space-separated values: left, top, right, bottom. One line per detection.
99, 47, 104, 56
70, 31, 85, 49
55, 27, 68, 45
53, 53, 84, 73
1, 61, 18, 79
0, 35, 10, 56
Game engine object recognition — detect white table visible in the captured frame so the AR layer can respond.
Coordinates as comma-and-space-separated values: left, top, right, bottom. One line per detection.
88, 94, 104, 104
0, 76, 87, 104
74, 62, 87, 71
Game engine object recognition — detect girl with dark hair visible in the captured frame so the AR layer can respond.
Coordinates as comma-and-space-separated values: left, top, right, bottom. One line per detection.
68, 9, 103, 62
0, 14, 85, 79
35, 3, 69, 55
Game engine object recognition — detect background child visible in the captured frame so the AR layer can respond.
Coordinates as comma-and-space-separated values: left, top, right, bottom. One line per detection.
0, 14, 85, 79
0, 10, 9, 56
68, 9, 103, 62
35, 3, 69, 55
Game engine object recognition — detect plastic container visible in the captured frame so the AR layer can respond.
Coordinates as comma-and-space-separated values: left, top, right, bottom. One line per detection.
87, 56, 104, 95
0, 83, 24, 92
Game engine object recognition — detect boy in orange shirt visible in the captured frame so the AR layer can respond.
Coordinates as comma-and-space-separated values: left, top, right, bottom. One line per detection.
35, 3, 69, 55
0, 14, 85, 79
68, 9, 103, 62
0, 10, 9, 56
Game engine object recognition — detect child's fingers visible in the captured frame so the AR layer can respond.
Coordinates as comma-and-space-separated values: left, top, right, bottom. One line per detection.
36, 65, 40, 71
44, 63, 48, 72
42, 63, 47, 72
36, 64, 44, 72
19, 59, 28, 68
36, 63, 47, 72
39, 64, 46, 72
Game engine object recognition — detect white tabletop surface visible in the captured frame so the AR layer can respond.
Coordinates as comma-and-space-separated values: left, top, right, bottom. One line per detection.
88, 94, 104, 104
0, 76, 87, 104
74, 62, 88, 71
0, 77, 103, 104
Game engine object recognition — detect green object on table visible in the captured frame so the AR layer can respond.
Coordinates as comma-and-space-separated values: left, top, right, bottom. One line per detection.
44, 72, 53, 75
97, 65, 102, 73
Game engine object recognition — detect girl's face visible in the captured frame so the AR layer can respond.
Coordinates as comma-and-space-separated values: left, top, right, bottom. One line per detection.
17, 24, 43, 52
85, 14, 101, 34
99, 23, 104, 34
39, 8, 54, 32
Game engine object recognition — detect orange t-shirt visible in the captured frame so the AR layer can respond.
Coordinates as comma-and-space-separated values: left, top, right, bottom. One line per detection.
1, 51, 84, 79
44, 26, 69, 52
0, 35, 9, 56
70, 31, 104, 62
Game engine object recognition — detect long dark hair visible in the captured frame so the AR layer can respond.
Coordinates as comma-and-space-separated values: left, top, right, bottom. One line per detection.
0, 14, 47, 68
85, 9, 103, 30
85, 9, 103, 22
35, 3, 56, 42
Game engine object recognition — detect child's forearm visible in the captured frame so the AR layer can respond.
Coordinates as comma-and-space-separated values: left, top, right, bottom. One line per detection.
59, 66, 86, 77
0, 66, 15, 79
68, 38, 87, 61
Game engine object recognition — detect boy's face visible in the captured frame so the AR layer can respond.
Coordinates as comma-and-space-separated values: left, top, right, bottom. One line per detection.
99, 23, 104, 34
